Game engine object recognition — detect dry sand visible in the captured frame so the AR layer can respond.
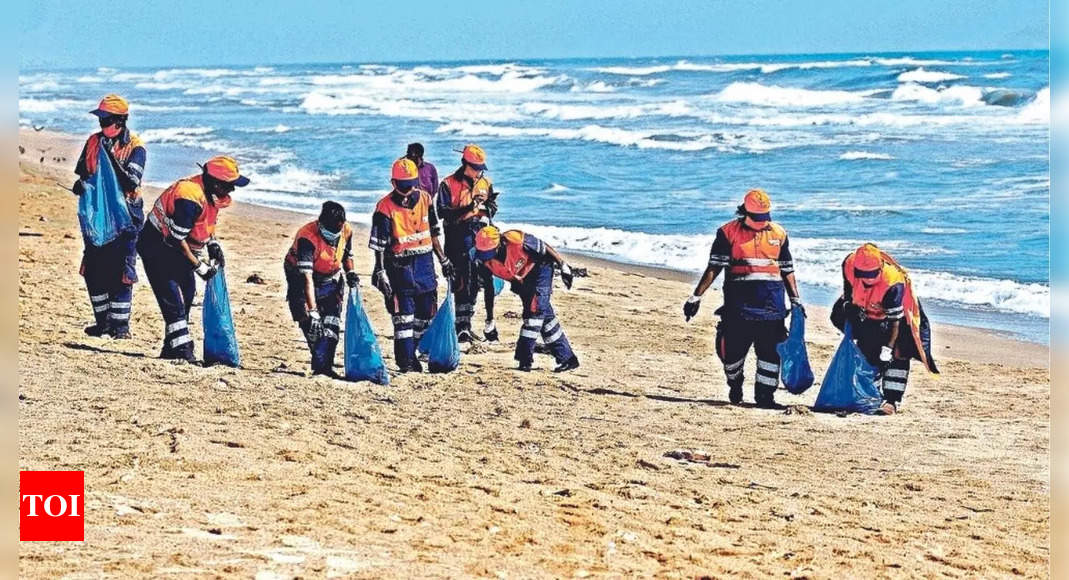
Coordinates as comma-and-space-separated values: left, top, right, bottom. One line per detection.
18, 129, 1050, 578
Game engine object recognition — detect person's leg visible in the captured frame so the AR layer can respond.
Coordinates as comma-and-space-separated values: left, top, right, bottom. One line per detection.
312, 280, 344, 375
531, 266, 577, 370
412, 287, 438, 345
753, 320, 787, 408
105, 240, 133, 337
141, 235, 193, 360
716, 317, 754, 404
452, 230, 478, 338
82, 245, 112, 334
481, 267, 498, 342
515, 286, 541, 370
389, 293, 417, 371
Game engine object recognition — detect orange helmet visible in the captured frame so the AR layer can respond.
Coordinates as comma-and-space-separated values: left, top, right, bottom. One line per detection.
202, 155, 249, 186
475, 225, 501, 252
461, 144, 487, 170
392, 158, 419, 181
90, 94, 129, 117
743, 189, 771, 214
853, 243, 883, 277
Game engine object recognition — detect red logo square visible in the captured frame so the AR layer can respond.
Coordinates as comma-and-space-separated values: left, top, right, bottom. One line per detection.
20, 471, 85, 541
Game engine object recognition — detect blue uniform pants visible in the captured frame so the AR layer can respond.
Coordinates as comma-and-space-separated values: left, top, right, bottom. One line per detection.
137, 225, 195, 359
384, 289, 437, 370
444, 221, 487, 332
515, 262, 574, 365
285, 265, 344, 373
82, 197, 143, 333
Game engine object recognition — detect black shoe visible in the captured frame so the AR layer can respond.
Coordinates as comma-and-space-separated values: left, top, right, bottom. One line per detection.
755, 397, 785, 410
84, 323, 111, 337
553, 355, 580, 373
457, 330, 474, 344
728, 385, 743, 405
110, 328, 131, 340
517, 361, 532, 372
400, 359, 423, 373
312, 368, 343, 379
484, 328, 499, 343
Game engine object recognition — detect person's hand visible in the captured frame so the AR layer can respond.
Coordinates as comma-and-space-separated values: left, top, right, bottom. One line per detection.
72, 180, 86, 196
372, 268, 392, 297
440, 257, 455, 279
790, 296, 806, 317
683, 295, 701, 321
346, 271, 360, 288
194, 260, 217, 281
306, 311, 323, 341
207, 241, 225, 268
560, 262, 574, 289
879, 345, 893, 362
483, 198, 498, 217
878, 400, 897, 415
473, 190, 488, 204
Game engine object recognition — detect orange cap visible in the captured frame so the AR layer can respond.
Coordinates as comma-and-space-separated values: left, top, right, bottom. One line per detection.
391, 158, 419, 181
475, 225, 501, 252
462, 144, 487, 169
743, 189, 771, 214
202, 156, 249, 186
853, 243, 883, 272
90, 94, 129, 117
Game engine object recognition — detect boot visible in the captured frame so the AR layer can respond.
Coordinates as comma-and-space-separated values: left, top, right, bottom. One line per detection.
84, 323, 112, 337
553, 355, 580, 373
755, 386, 783, 410
728, 384, 743, 405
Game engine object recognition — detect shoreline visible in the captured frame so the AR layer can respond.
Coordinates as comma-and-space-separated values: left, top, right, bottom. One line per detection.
18, 127, 1048, 368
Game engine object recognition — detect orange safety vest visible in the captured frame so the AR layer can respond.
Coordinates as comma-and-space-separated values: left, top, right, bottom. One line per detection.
148, 175, 219, 250
285, 221, 353, 275
721, 219, 787, 282
483, 230, 538, 282
843, 249, 936, 372
84, 132, 143, 194
374, 190, 434, 257
440, 173, 493, 223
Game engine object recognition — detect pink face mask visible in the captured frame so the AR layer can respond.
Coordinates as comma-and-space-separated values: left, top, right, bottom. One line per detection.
102, 124, 122, 138
214, 194, 233, 208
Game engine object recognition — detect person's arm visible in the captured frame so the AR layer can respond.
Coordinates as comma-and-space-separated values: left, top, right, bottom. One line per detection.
74, 140, 91, 180
342, 234, 354, 272
883, 284, 906, 350
169, 197, 204, 266
841, 257, 853, 298
111, 145, 146, 194
695, 228, 730, 297
293, 237, 318, 312
435, 181, 477, 222
779, 236, 801, 302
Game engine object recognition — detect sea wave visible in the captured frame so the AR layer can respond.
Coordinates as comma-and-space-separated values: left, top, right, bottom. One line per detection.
18, 97, 95, 114
890, 83, 984, 106
712, 82, 873, 107
139, 126, 216, 145
896, 68, 966, 83
839, 151, 895, 160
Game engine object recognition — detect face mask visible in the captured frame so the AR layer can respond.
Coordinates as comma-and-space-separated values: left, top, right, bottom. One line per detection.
102, 124, 122, 138
214, 193, 233, 208
319, 225, 342, 244
474, 248, 497, 262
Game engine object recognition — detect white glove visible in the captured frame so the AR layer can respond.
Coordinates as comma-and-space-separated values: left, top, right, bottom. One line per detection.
484, 320, 497, 334
879, 345, 893, 362
194, 260, 217, 280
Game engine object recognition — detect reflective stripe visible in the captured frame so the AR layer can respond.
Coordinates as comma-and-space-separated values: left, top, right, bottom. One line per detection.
296, 261, 314, 268
520, 329, 540, 339
395, 329, 414, 339
109, 312, 130, 320
724, 358, 745, 372
166, 320, 188, 334
728, 273, 782, 282
93, 304, 109, 313
322, 329, 339, 340
90, 293, 109, 302
392, 314, 415, 324
456, 315, 472, 323
885, 368, 909, 379
456, 304, 474, 313
523, 318, 544, 327
732, 258, 778, 267
170, 334, 192, 348
368, 242, 387, 252
393, 246, 432, 257
755, 374, 779, 386
110, 301, 131, 310
883, 379, 906, 392
756, 360, 779, 373
127, 162, 144, 174
323, 316, 342, 327
726, 368, 743, 380
543, 327, 564, 344
396, 230, 431, 244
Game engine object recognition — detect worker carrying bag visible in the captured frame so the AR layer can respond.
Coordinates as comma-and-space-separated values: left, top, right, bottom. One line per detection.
418, 292, 460, 373
78, 143, 134, 247
813, 322, 883, 414
777, 305, 814, 394
344, 286, 390, 385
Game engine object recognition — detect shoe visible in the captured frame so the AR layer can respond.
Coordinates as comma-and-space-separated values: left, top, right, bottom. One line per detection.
517, 361, 532, 372
877, 401, 897, 415
312, 368, 343, 379
457, 329, 474, 344
533, 343, 549, 355
728, 385, 743, 405
484, 326, 499, 343
553, 355, 580, 373
755, 397, 785, 410
84, 323, 111, 337
400, 359, 423, 373
110, 328, 131, 340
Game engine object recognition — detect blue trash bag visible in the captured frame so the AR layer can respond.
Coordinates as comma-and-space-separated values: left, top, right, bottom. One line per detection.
813, 322, 883, 414
344, 287, 389, 385
78, 143, 133, 247
777, 306, 814, 394
202, 267, 240, 367
492, 276, 505, 296
417, 292, 460, 373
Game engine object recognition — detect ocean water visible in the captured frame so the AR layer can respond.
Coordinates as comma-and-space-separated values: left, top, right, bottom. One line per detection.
19, 51, 1050, 343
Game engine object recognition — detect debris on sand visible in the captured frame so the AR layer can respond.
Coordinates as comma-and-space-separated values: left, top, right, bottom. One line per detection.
246, 273, 267, 285
784, 405, 812, 415
664, 449, 741, 469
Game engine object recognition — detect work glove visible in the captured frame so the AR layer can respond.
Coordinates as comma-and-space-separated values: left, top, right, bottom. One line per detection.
306, 310, 323, 342
878, 400, 897, 415
372, 268, 392, 297
879, 345, 894, 363
790, 296, 806, 318
683, 295, 702, 322
440, 256, 455, 279
206, 240, 225, 268
483, 198, 498, 217
71, 180, 87, 196
345, 271, 360, 288
560, 262, 574, 290
194, 260, 218, 281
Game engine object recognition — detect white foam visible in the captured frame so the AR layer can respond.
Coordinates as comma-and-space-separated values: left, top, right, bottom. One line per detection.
139, 126, 215, 144
839, 151, 895, 160
891, 83, 984, 106
983, 72, 1012, 79
18, 97, 95, 113
1016, 87, 1049, 123
519, 100, 693, 121
712, 82, 871, 107
897, 68, 966, 83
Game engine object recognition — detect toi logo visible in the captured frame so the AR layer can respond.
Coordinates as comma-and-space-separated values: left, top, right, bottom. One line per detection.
20, 471, 85, 541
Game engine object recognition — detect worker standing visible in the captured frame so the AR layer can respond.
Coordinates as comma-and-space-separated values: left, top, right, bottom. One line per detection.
473, 225, 580, 372
73, 94, 146, 339
370, 158, 454, 373
284, 201, 359, 377
839, 243, 939, 414
406, 143, 438, 201
436, 144, 499, 342
137, 156, 248, 362
683, 189, 802, 408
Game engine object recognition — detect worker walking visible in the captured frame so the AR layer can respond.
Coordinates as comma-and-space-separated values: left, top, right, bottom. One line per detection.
284, 201, 359, 377
370, 158, 454, 373
73, 94, 146, 339
137, 156, 248, 362
683, 189, 802, 408
473, 225, 580, 373
839, 243, 939, 414
436, 144, 500, 342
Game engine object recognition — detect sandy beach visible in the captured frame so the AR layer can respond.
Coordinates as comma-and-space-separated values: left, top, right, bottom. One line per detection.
18, 128, 1050, 577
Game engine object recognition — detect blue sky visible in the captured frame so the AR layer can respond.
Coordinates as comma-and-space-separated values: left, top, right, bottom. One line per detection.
20, 0, 1048, 69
